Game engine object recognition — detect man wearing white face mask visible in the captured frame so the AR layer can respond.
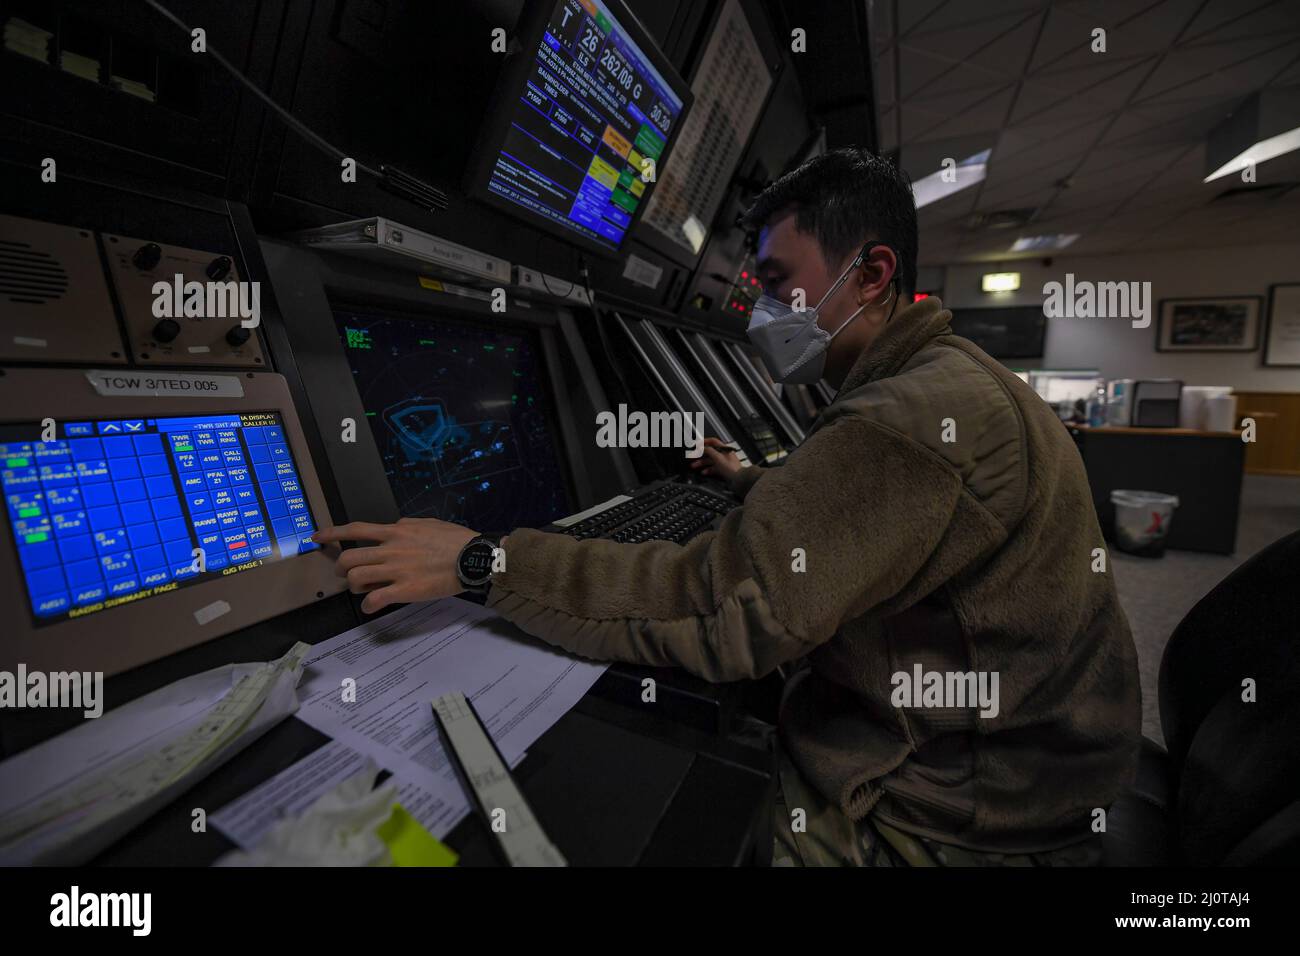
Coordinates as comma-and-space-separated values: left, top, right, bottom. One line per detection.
316, 147, 1141, 867
742, 236, 900, 386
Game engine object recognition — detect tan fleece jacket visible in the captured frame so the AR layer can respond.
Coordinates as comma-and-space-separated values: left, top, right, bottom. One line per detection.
486, 295, 1142, 854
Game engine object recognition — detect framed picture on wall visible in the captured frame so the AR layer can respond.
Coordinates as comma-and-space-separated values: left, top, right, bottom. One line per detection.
1263, 284, 1300, 367
1156, 297, 1262, 352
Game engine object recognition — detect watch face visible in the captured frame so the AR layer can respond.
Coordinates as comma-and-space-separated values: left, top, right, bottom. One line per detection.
459, 539, 496, 586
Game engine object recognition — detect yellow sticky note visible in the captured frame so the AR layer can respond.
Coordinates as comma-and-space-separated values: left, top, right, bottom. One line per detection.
376, 804, 458, 867
418, 276, 444, 292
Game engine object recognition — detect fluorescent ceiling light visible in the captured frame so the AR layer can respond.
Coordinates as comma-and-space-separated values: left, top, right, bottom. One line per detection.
1011, 233, 1079, 252
913, 149, 991, 209
982, 272, 1021, 292
1204, 124, 1300, 182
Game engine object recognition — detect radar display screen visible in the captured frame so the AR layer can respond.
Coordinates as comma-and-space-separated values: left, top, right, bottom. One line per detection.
334, 310, 572, 533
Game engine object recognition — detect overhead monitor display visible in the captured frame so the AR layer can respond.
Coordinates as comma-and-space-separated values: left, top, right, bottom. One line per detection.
467, 0, 691, 255
334, 309, 572, 534
2, 412, 321, 625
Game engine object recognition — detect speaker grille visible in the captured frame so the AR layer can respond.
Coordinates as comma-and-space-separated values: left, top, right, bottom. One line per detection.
0, 238, 70, 305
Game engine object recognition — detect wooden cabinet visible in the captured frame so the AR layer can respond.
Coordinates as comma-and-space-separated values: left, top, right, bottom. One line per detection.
1234, 392, 1300, 476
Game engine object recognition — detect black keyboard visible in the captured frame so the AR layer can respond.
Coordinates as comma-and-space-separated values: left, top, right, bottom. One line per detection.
557, 483, 735, 544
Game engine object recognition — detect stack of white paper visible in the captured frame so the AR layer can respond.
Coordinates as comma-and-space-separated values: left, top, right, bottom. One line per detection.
231, 599, 606, 846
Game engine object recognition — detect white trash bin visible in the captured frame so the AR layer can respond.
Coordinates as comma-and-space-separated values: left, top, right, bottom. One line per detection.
1111, 489, 1180, 557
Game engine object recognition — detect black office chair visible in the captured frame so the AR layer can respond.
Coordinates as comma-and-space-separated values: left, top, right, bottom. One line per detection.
1103, 528, 1300, 866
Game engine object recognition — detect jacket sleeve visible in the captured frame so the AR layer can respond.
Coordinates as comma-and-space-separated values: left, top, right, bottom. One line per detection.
730, 461, 771, 499
485, 414, 969, 682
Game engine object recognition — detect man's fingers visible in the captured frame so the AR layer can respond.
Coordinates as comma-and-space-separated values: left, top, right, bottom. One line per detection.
360, 585, 402, 615
313, 522, 397, 544
346, 564, 391, 594
335, 546, 389, 575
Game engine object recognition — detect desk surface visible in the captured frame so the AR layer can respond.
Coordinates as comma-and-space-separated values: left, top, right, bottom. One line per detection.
83, 693, 773, 867
0, 595, 776, 867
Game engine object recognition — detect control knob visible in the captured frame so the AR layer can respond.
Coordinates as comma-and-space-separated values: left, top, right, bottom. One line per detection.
206, 256, 233, 281
132, 242, 162, 271
152, 318, 181, 343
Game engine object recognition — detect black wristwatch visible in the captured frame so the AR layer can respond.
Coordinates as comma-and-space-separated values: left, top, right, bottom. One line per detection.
455, 534, 501, 595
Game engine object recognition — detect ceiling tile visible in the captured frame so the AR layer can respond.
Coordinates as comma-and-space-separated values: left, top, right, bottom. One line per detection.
1108, 0, 1208, 55
915, 0, 1046, 34
1183, 0, 1300, 44
1011, 64, 1149, 124
879, 0, 1300, 264
962, 15, 1045, 77
898, 0, 952, 36
1140, 47, 1300, 105
1267, 56, 1300, 86
1072, 142, 1187, 176
902, 101, 967, 143
905, 63, 1018, 102
906, 13, 1038, 69
901, 48, 955, 98
998, 117, 1111, 165
1028, 4, 1117, 73
1136, 35, 1297, 102
909, 87, 1019, 142
908, 79, 1019, 120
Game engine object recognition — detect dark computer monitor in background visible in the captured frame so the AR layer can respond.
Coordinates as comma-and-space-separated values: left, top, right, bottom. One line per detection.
464, 0, 692, 256
332, 309, 573, 535
948, 305, 1048, 360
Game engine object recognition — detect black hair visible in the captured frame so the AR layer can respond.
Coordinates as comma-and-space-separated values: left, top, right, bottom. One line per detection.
740, 146, 918, 295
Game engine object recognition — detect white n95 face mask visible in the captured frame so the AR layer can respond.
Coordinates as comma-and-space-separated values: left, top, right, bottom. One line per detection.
746, 244, 890, 384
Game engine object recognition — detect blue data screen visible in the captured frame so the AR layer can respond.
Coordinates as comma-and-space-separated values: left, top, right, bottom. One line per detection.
483, 0, 685, 251
1, 412, 320, 626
